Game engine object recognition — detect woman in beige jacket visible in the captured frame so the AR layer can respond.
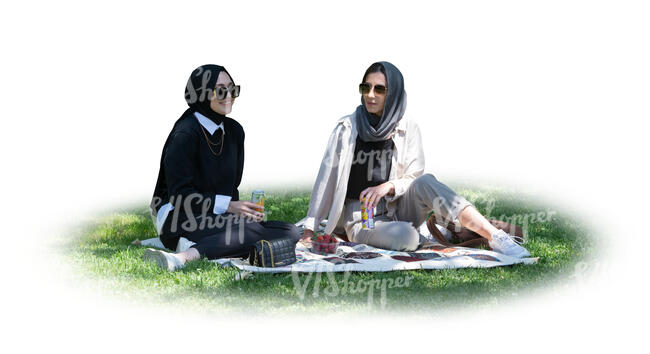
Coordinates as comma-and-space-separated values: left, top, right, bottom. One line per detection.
301, 61, 530, 258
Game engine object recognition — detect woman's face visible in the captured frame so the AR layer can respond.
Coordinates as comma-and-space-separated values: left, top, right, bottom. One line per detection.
209, 71, 236, 115
362, 71, 387, 116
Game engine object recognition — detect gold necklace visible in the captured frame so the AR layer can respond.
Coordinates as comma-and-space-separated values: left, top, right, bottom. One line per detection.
199, 124, 224, 156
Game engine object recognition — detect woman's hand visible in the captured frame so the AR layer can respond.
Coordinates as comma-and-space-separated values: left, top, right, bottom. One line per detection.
227, 201, 264, 222
301, 229, 314, 241
359, 182, 395, 209
298, 229, 314, 247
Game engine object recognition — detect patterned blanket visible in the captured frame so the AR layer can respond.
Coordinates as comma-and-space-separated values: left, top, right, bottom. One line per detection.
132, 218, 538, 273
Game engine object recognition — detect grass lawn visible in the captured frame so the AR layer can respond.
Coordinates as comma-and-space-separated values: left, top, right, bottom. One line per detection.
59, 183, 596, 315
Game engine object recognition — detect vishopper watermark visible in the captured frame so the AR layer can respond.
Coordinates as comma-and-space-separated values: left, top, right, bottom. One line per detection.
320, 144, 395, 181
290, 268, 413, 309
349, 147, 395, 182
494, 209, 557, 234
464, 194, 498, 219
430, 194, 558, 235
570, 260, 610, 285
462, 194, 559, 227
185, 66, 215, 104
151, 194, 267, 246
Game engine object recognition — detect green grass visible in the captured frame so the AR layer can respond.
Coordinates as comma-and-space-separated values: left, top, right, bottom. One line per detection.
58, 184, 596, 315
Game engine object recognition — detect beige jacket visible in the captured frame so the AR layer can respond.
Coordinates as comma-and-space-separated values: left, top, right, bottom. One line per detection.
304, 112, 425, 234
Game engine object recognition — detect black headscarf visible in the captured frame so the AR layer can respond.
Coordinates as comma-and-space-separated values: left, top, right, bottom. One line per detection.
184, 64, 234, 125
355, 61, 407, 142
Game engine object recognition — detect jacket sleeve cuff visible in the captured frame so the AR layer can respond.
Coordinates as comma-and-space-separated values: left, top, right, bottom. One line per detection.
384, 179, 409, 203
213, 194, 232, 215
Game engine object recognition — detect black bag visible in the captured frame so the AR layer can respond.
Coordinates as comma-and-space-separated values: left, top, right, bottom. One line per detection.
248, 237, 297, 267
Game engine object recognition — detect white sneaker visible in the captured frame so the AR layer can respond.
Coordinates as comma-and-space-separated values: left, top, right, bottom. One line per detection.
143, 248, 185, 271
489, 230, 530, 258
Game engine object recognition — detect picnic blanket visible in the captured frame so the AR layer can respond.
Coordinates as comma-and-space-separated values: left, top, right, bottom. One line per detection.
132, 218, 538, 273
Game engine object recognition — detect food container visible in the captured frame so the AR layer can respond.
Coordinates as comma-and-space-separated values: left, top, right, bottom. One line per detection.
310, 234, 339, 255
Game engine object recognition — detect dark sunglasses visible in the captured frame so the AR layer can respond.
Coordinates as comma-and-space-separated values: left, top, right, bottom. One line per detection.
359, 83, 387, 95
213, 85, 241, 100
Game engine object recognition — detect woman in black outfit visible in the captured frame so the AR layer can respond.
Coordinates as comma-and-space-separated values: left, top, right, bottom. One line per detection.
145, 64, 300, 271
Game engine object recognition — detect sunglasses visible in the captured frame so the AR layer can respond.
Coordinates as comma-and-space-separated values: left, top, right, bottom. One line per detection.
213, 85, 241, 100
359, 83, 387, 95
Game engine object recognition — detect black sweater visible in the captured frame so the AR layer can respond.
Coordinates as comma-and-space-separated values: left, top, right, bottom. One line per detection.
346, 136, 395, 200
151, 109, 244, 220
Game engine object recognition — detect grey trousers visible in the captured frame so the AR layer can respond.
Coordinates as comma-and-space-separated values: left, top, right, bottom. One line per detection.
343, 174, 473, 251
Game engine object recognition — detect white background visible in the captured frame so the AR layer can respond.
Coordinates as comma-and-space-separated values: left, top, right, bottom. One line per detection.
1, 0, 648, 352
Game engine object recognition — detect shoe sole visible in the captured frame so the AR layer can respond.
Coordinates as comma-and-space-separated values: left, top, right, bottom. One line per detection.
489, 246, 530, 259
504, 250, 531, 259
143, 248, 173, 271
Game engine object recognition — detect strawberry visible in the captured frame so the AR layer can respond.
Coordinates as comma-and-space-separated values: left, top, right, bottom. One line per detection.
316, 235, 324, 242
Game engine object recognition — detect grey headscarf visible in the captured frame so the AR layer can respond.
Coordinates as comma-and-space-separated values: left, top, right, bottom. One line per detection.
355, 61, 407, 142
